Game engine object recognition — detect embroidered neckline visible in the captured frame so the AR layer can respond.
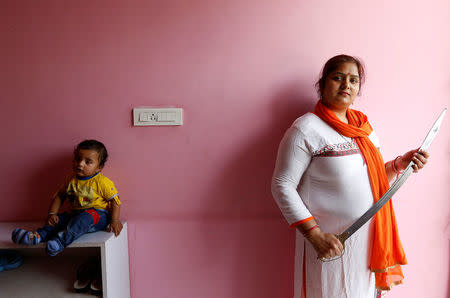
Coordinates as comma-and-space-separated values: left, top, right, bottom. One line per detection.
312, 139, 360, 157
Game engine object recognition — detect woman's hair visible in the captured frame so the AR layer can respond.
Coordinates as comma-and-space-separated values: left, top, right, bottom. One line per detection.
74, 139, 108, 167
315, 54, 365, 98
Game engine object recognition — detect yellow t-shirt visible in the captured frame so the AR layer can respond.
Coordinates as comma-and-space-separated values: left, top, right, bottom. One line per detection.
55, 172, 121, 210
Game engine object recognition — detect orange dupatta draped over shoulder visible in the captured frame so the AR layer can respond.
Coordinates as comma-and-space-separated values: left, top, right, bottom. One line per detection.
314, 100, 407, 291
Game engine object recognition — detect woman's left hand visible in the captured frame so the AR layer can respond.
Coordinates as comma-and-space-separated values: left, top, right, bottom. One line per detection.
397, 149, 430, 173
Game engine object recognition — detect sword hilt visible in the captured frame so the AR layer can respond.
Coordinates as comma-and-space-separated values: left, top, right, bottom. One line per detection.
317, 232, 349, 262
336, 231, 350, 245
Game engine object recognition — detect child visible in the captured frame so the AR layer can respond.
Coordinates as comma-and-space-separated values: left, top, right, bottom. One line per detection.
12, 140, 122, 256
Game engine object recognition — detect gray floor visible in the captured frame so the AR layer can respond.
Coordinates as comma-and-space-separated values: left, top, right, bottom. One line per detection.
0, 253, 101, 298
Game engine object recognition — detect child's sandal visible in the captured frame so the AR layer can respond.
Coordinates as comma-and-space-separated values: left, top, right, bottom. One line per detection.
90, 278, 102, 296
73, 279, 91, 293
74, 257, 99, 294
0, 250, 23, 272
11, 229, 41, 245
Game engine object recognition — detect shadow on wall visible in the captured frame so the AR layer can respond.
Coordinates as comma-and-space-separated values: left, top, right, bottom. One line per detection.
202, 80, 315, 219
20, 153, 72, 221
199, 81, 315, 298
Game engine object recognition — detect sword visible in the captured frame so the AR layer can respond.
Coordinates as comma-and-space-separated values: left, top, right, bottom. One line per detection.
320, 108, 447, 262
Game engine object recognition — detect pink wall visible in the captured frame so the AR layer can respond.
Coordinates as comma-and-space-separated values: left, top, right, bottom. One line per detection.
1, 1, 448, 297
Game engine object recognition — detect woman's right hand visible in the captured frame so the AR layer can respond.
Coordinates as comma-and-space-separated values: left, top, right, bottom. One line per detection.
305, 228, 344, 260
47, 214, 59, 226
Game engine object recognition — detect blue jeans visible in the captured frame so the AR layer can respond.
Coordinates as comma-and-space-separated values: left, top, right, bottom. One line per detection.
37, 208, 108, 256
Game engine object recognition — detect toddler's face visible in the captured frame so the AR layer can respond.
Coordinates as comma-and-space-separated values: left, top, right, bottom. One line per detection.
73, 149, 102, 178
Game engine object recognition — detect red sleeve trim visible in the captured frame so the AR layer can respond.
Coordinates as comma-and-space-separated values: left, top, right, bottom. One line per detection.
289, 217, 314, 228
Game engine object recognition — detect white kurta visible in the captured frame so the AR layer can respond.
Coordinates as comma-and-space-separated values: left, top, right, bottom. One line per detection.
272, 113, 381, 298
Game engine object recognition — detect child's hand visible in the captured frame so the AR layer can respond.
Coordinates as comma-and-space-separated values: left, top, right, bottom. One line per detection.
108, 220, 123, 237
47, 214, 59, 226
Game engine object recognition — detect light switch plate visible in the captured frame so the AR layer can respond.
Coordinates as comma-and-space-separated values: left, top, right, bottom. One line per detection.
133, 107, 183, 126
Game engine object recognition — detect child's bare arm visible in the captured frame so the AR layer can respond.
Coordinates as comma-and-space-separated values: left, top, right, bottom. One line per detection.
47, 196, 63, 226
107, 200, 123, 237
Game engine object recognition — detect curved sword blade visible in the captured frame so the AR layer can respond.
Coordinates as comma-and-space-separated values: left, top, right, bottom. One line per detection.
338, 108, 447, 243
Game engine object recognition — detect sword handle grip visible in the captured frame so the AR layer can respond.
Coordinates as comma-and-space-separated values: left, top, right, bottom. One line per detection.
336, 232, 349, 245
317, 233, 347, 263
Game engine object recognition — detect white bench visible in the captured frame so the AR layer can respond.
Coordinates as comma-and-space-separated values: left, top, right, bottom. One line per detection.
0, 221, 130, 298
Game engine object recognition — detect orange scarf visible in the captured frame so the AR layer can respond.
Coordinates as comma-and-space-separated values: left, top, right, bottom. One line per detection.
314, 100, 407, 290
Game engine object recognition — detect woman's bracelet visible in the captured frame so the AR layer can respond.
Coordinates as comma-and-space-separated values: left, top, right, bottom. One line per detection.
48, 212, 57, 215
302, 224, 319, 236
392, 156, 402, 174
110, 219, 121, 223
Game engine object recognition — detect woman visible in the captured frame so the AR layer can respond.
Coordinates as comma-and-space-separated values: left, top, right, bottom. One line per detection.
271, 54, 429, 298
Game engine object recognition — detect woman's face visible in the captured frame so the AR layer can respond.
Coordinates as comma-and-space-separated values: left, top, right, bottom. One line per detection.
321, 62, 360, 113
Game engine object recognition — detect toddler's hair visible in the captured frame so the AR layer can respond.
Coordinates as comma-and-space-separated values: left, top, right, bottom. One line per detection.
74, 140, 108, 167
